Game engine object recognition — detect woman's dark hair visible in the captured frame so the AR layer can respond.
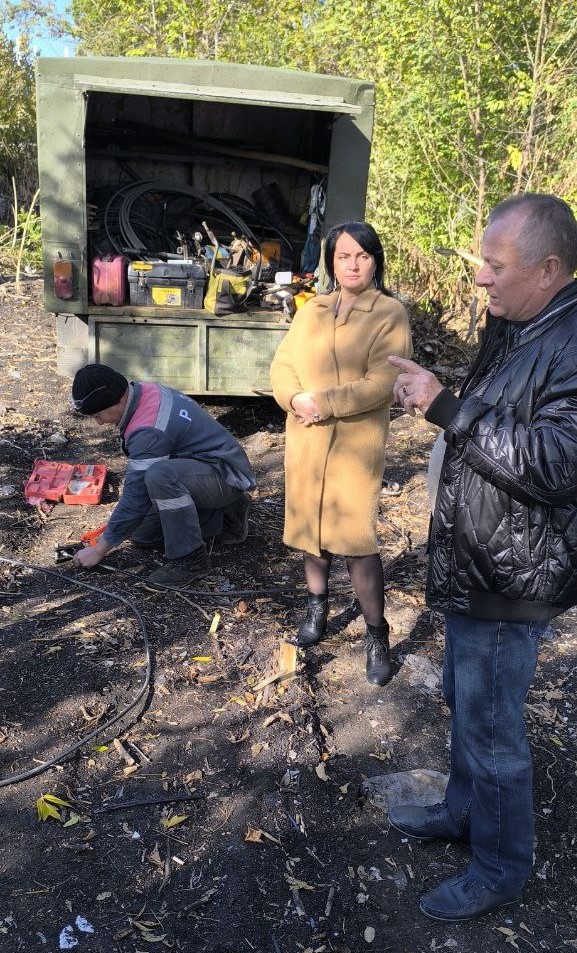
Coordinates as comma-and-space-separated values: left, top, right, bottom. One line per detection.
324, 221, 392, 295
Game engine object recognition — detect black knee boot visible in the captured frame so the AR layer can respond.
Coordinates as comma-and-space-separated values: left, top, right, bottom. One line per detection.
297, 593, 328, 648
366, 620, 391, 685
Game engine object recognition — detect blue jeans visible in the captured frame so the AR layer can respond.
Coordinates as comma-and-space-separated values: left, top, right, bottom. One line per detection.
442, 612, 550, 893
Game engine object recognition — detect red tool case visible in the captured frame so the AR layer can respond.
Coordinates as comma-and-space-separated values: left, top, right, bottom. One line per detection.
25, 461, 107, 505
92, 254, 128, 306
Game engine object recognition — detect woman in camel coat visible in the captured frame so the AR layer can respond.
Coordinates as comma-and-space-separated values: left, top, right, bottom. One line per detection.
270, 221, 412, 685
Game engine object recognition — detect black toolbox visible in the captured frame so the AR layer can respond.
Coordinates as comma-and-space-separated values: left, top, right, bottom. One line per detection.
128, 260, 206, 308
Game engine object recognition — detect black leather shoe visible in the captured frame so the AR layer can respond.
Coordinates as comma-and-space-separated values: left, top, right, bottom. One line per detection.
297, 594, 328, 648
419, 872, 521, 922
388, 802, 466, 842
366, 621, 391, 685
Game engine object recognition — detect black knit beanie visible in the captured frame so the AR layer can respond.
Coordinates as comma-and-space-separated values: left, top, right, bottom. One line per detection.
71, 364, 128, 415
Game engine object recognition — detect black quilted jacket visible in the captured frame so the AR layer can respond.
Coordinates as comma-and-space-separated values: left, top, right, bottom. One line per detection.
425, 280, 577, 621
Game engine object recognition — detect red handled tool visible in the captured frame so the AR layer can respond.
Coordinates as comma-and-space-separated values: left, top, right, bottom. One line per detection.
54, 523, 107, 563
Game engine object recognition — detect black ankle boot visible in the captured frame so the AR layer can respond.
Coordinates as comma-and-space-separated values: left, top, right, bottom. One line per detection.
297, 593, 328, 648
366, 620, 391, 685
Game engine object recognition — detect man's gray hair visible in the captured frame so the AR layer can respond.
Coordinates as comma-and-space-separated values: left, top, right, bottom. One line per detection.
489, 193, 577, 274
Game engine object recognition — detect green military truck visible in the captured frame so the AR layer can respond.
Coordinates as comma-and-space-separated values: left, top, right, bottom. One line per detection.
35, 57, 374, 396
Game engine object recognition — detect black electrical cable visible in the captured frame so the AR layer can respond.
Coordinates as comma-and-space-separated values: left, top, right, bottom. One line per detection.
0, 545, 409, 786
56, 556, 305, 600
104, 181, 260, 259
0, 555, 152, 788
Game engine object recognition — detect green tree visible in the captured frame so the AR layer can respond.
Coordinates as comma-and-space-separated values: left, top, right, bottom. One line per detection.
0, 24, 36, 203
6, 0, 577, 307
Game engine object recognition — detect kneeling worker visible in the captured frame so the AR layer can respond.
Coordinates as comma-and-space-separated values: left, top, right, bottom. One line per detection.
70, 364, 255, 587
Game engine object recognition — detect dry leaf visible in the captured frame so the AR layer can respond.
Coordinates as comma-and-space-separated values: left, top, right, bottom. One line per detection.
284, 874, 315, 891
315, 763, 330, 782
160, 814, 188, 830
228, 729, 250, 744
262, 711, 294, 728
209, 613, 221, 634
364, 926, 376, 944
148, 844, 163, 867
495, 927, 520, 949
244, 826, 281, 845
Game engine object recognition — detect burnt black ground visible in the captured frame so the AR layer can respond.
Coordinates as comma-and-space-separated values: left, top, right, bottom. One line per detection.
0, 282, 576, 953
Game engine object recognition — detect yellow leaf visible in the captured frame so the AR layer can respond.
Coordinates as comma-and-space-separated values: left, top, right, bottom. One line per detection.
36, 798, 62, 822
160, 814, 189, 830
36, 792, 72, 821
209, 612, 221, 634
284, 874, 315, 891
190, 655, 212, 663
43, 793, 72, 807
91, 744, 109, 752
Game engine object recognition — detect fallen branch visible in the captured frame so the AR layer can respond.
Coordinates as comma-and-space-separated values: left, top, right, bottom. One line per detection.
93, 792, 205, 814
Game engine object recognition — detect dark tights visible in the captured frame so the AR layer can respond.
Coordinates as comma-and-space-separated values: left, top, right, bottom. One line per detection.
303, 550, 385, 627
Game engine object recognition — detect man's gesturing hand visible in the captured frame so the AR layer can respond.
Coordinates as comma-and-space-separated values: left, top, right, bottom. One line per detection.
388, 355, 444, 417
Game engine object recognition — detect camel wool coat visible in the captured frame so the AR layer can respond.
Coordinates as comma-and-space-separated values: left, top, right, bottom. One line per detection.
270, 288, 412, 556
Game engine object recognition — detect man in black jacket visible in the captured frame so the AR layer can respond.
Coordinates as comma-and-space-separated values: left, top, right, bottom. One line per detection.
387, 194, 577, 922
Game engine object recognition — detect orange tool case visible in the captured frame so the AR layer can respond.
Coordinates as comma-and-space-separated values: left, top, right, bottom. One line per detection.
25, 460, 107, 505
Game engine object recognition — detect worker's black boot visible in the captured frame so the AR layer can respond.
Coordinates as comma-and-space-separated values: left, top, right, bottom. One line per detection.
297, 593, 328, 648
366, 620, 391, 685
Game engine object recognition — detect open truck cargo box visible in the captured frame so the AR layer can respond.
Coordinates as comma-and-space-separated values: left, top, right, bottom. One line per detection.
36, 57, 374, 396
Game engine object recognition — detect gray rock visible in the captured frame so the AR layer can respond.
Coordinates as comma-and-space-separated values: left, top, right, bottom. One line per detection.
360, 768, 448, 813
402, 653, 443, 692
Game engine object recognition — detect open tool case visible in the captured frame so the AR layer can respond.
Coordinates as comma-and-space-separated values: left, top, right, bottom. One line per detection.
24, 461, 107, 505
